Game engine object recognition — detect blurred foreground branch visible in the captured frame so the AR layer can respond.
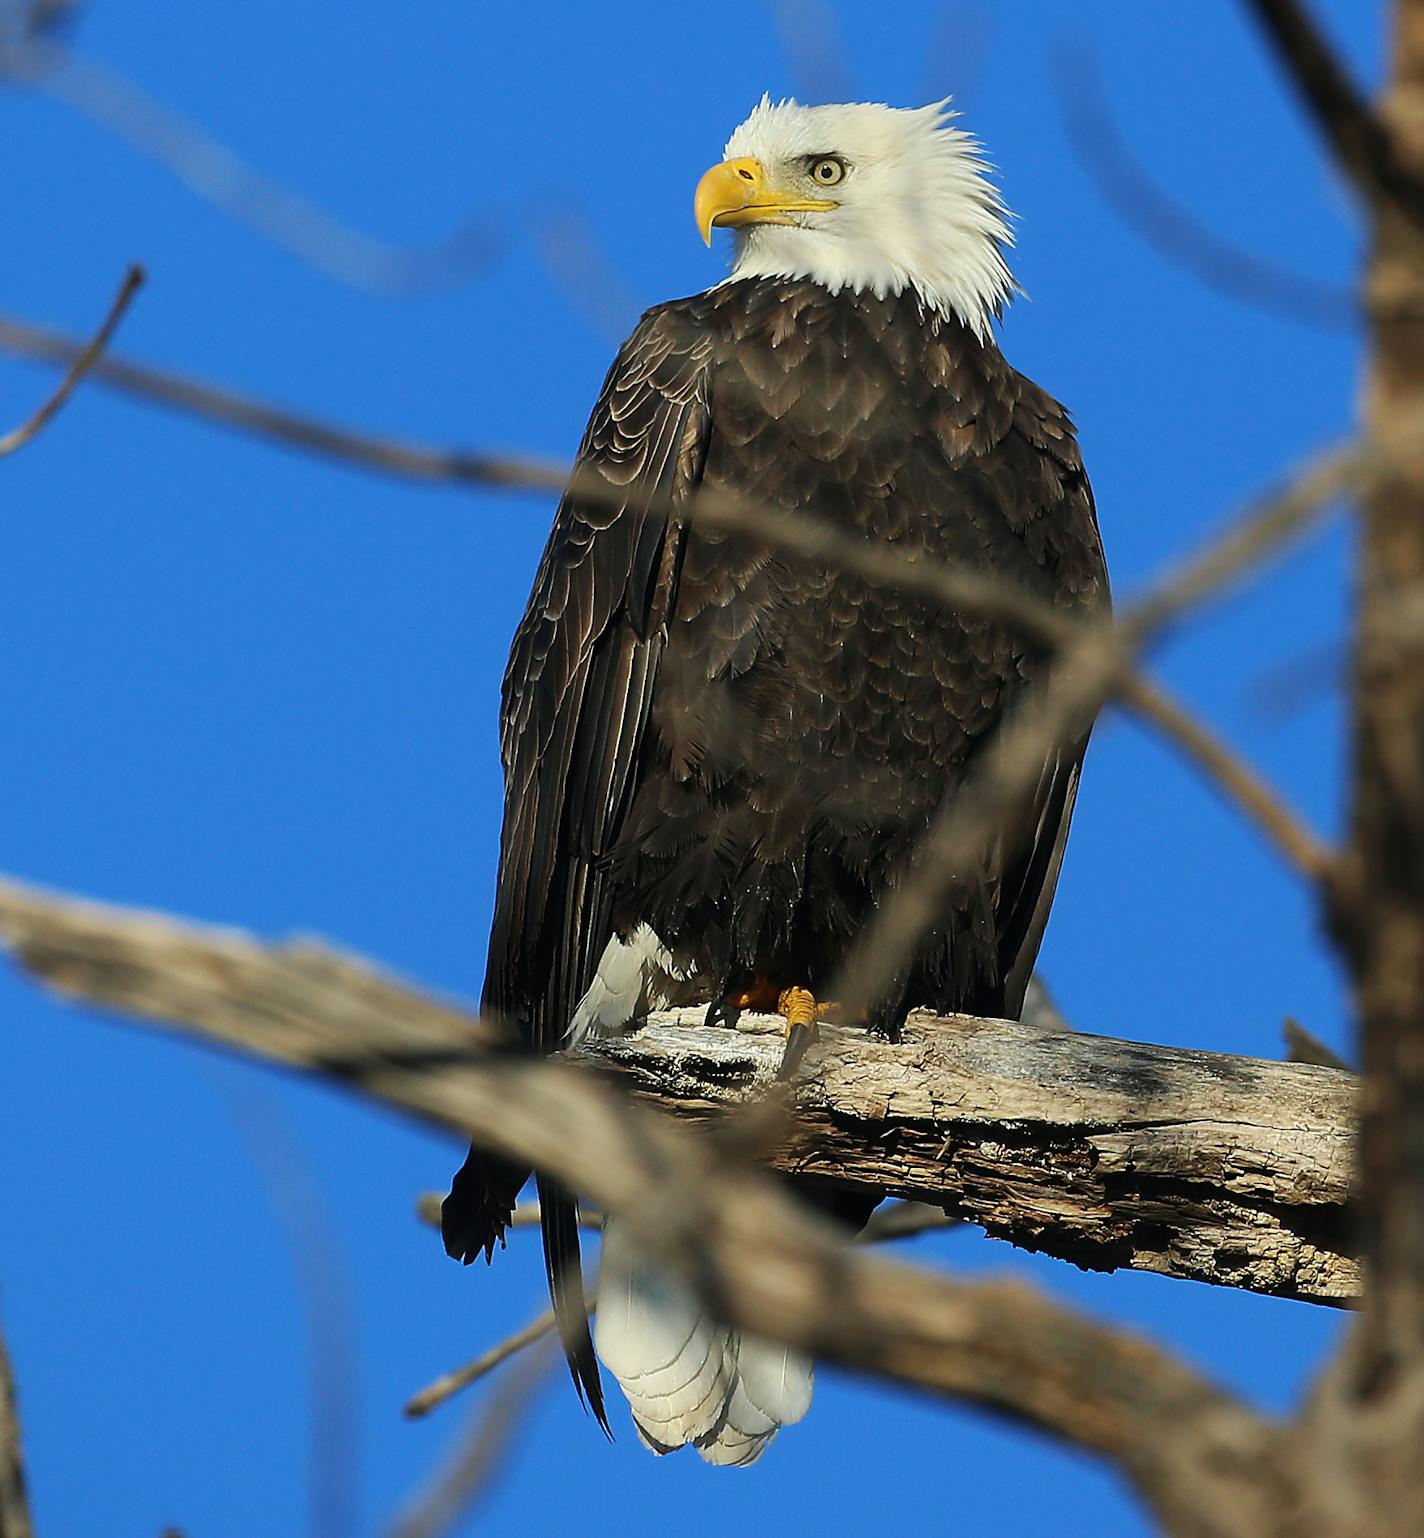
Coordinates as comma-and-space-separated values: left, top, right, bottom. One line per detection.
2, 36, 494, 295
1244, 0, 1424, 224
0, 299, 1351, 908
0, 1311, 33, 1538
1053, 38, 1354, 330
0, 874, 1302, 1536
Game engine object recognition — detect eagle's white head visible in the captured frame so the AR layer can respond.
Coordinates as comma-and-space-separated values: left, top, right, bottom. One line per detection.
695, 97, 1016, 338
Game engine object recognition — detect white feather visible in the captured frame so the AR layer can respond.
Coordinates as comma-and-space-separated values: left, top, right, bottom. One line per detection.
595, 1218, 736, 1451
596, 1221, 815, 1462
568, 924, 671, 1045
719, 97, 1016, 339
697, 1336, 814, 1467
573, 934, 814, 1462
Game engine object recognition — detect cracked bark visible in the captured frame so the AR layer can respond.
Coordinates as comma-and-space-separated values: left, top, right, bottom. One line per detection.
0, 876, 1355, 1309
591, 1008, 1356, 1306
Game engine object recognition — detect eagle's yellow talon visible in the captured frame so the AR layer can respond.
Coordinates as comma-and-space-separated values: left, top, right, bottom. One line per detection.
777, 986, 819, 1034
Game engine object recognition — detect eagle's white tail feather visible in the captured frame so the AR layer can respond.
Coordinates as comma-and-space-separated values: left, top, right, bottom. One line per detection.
595, 1220, 814, 1463
698, 1336, 814, 1466
595, 1219, 736, 1451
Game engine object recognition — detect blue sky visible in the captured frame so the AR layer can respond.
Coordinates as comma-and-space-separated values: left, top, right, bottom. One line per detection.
0, 3, 1375, 1534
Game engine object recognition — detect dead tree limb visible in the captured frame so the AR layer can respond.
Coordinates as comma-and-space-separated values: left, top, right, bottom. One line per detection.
598, 1009, 1357, 1307
0, 875, 1355, 1311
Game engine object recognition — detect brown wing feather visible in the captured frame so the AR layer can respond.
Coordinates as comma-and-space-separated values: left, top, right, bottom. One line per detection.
447, 305, 711, 1424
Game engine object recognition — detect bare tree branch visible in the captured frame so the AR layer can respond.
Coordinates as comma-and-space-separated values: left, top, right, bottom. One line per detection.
1243, 0, 1424, 225
0, 312, 564, 488
0, 875, 1358, 1311
1053, 38, 1354, 330
404, 1305, 564, 1421
0, 880, 1357, 1308
823, 436, 1358, 1034
1313, 12, 1424, 1522
1128, 441, 1362, 638
3, 39, 495, 294
1119, 673, 1333, 880
0, 290, 1360, 911
0, 264, 142, 458
414, 1195, 600, 1235
387, 1338, 554, 1538
0, 876, 1290, 1536
0, 1311, 33, 1538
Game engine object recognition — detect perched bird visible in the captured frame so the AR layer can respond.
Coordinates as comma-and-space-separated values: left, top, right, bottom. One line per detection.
443, 96, 1108, 1464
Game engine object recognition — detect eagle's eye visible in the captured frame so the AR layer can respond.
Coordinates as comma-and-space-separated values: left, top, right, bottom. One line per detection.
807, 156, 847, 187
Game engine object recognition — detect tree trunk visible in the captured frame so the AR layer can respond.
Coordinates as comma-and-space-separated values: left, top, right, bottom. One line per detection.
1314, 3, 1424, 1531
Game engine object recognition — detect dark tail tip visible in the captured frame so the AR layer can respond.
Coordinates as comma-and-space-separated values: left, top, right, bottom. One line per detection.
537, 1172, 609, 1434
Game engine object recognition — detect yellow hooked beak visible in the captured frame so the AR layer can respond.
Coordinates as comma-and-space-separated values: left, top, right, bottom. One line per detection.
694, 157, 838, 245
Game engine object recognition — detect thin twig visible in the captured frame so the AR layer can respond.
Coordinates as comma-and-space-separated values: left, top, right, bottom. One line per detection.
405, 1198, 959, 1418
415, 1192, 953, 1249
0, 311, 564, 488
404, 1307, 566, 1420
1119, 673, 1333, 881
6, 40, 495, 295
228, 1093, 362, 1538
387, 1336, 555, 1538
1284, 1017, 1350, 1071
1053, 37, 1354, 330
535, 209, 647, 346
1125, 441, 1362, 642
0, 265, 143, 457
414, 1193, 599, 1234
0, 1309, 34, 1538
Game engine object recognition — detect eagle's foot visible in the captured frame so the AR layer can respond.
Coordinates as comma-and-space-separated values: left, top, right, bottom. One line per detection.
776, 987, 842, 1031
708, 976, 784, 1029
703, 997, 740, 1030
777, 986, 819, 1034
775, 986, 841, 1079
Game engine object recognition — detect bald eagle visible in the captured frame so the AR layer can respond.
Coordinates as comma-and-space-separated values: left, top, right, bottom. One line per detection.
443, 97, 1108, 1464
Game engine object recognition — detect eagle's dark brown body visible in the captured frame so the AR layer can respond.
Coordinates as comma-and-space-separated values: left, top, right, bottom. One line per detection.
444, 277, 1108, 1420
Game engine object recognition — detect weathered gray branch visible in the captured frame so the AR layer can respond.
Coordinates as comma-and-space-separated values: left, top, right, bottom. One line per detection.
0, 875, 1355, 1311
595, 1009, 1357, 1307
